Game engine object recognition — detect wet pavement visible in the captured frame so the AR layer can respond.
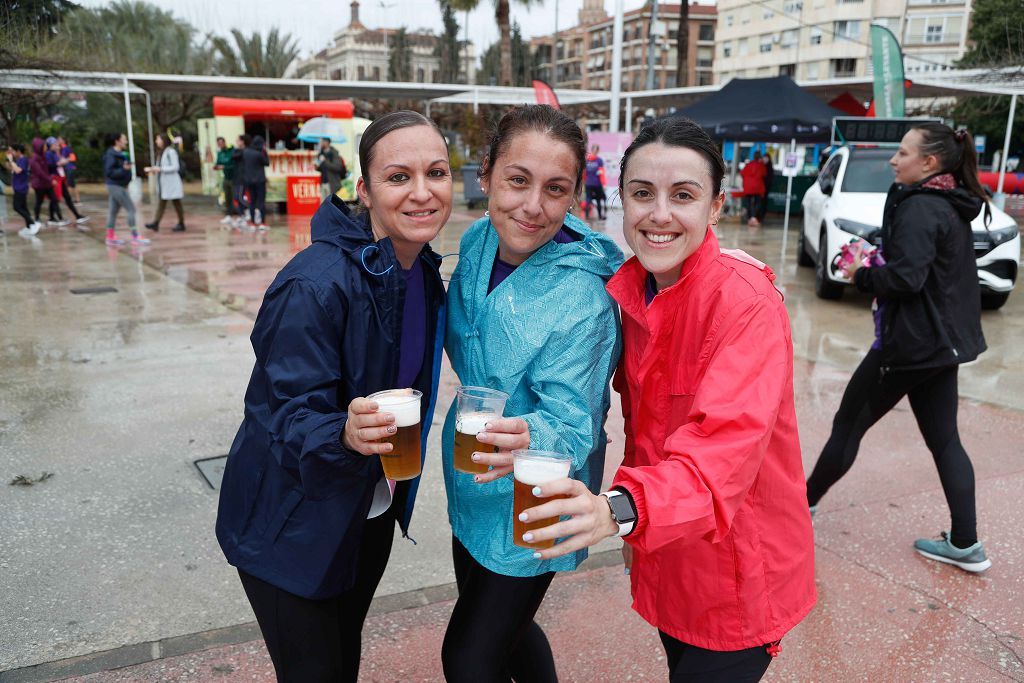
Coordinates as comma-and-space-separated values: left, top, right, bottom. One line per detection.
1, 187, 1022, 682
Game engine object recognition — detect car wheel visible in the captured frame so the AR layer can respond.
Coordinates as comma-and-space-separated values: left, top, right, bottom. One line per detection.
797, 229, 814, 267
815, 228, 844, 300
981, 291, 1010, 310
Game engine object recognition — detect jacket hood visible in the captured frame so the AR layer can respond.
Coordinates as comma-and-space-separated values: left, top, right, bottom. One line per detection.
252, 135, 266, 150
309, 195, 374, 251
898, 175, 983, 222
32, 137, 45, 154
480, 212, 624, 282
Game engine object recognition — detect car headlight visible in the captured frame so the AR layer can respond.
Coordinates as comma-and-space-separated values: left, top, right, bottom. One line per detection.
833, 218, 880, 239
988, 223, 1019, 247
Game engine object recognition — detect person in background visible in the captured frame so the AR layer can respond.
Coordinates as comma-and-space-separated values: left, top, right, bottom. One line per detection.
5, 144, 41, 236
144, 133, 186, 233
45, 136, 87, 227
240, 135, 270, 230
740, 149, 766, 228
231, 135, 250, 228
315, 137, 346, 199
757, 151, 774, 223
584, 143, 608, 220
520, 117, 816, 682
216, 111, 453, 682
805, 123, 992, 573
102, 132, 147, 247
58, 136, 82, 205
29, 137, 65, 227
213, 136, 237, 226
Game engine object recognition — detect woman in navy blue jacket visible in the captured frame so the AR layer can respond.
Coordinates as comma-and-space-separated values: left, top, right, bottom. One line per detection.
216, 111, 453, 682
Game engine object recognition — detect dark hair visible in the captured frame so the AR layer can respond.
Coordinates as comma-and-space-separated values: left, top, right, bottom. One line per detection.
240, 134, 252, 146
359, 110, 444, 185
155, 133, 170, 149
216, 136, 225, 143
619, 117, 726, 196
10, 142, 25, 154
480, 105, 586, 194
104, 132, 124, 147
321, 136, 332, 144
910, 122, 988, 203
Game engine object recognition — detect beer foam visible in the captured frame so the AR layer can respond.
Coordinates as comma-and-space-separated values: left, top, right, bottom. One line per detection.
514, 456, 571, 486
374, 393, 421, 427
456, 412, 491, 435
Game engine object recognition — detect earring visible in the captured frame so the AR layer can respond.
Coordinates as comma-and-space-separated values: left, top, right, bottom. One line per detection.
484, 210, 490, 217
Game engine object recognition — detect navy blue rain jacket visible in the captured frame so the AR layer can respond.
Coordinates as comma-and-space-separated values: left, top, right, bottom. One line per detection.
216, 195, 446, 599
102, 147, 132, 187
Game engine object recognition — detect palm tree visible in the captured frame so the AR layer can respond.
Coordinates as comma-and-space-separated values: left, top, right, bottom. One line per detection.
210, 28, 301, 78
449, 0, 539, 87
675, 1, 689, 87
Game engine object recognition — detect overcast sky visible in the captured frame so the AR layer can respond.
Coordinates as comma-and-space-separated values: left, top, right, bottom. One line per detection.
76, 0, 669, 62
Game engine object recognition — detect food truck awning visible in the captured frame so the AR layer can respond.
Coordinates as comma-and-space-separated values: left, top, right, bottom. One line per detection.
212, 97, 354, 118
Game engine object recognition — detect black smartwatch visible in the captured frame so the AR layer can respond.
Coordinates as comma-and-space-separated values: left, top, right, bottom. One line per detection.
600, 489, 637, 537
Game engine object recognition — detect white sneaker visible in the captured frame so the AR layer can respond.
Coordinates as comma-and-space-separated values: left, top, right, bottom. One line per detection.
253, 209, 262, 225
220, 216, 233, 225
76, 216, 90, 224
53, 219, 71, 228
19, 227, 33, 237
28, 222, 42, 235
257, 224, 269, 232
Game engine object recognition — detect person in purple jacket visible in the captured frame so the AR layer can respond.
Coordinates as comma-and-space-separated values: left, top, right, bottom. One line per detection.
44, 136, 86, 226
29, 137, 65, 227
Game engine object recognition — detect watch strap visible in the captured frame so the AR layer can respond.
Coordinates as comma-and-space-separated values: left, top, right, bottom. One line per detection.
600, 490, 637, 537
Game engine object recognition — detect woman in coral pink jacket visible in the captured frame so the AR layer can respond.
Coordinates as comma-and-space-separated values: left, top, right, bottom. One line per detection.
521, 117, 816, 682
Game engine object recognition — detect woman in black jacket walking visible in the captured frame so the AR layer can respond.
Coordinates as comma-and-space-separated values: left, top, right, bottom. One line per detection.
806, 122, 991, 573
240, 134, 270, 229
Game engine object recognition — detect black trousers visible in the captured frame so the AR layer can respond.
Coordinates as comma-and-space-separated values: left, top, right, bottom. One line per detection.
441, 537, 557, 683
13, 191, 33, 228
34, 186, 61, 221
659, 631, 772, 683
247, 182, 267, 222
238, 507, 396, 683
153, 198, 185, 225
222, 177, 235, 216
585, 185, 606, 219
806, 348, 978, 546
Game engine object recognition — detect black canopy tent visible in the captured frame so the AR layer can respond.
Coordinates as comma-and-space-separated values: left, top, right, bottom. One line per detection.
671, 75, 846, 143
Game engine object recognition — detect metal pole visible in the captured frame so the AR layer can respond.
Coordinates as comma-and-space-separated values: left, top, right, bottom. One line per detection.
996, 92, 1017, 203
610, 0, 624, 132
646, 1, 659, 90
626, 95, 633, 134
464, 9, 470, 83
122, 76, 137, 180
781, 138, 795, 262
309, 83, 315, 101
144, 91, 154, 166
552, 0, 558, 90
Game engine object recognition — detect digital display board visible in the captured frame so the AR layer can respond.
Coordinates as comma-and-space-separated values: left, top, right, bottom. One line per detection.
831, 117, 943, 146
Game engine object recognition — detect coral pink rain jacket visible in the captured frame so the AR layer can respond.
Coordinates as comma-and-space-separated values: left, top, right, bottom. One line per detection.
607, 228, 816, 652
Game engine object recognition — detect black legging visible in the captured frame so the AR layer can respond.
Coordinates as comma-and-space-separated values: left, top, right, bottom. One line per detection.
153, 198, 185, 226
442, 537, 557, 683
34, 187, 62, 222
59, 180, 82, 219
659, 631, 772, 683
247, 181, 266, 223
806, 348, 978, 546
13, 191, 33, 228
237, 506, 396, 683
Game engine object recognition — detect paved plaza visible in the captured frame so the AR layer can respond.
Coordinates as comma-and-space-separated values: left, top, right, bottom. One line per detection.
1, 187, 1022, 682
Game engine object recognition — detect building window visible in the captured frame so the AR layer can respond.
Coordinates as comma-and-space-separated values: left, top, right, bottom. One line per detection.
809, 26, 823, 44
372, 66, 381, 80
783, 1, 803, 12
416, 67, 425, 82
725, 14, 734, 27
697, 47, 713, 67
698, 71, 714, 86
905, 15, 961, 45
837, 0, 864, 4
781, 29, 798, 48
834, 20, 860, 40
341, 67, 347, 79
723, 42, 732, 58
760, 36, 773, 53
699, 24, 714, 41
806, 62, 820, 79
738, 38, 749, 56
830, 57, 857, 77
741, 9, 750, 23
926, 24, 944, 42
357, 65, 365, 80
330, 69, 341, 80
763, 9, 774, 19
779, 63, 796, 77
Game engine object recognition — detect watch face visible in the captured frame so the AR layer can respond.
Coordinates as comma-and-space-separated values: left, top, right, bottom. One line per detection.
607, 494, 636, 524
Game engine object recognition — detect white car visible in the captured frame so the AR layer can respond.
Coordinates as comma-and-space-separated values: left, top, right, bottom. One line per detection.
800, 146, 1020, 309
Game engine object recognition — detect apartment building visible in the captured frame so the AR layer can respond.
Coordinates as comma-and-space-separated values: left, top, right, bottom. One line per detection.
714, 0, 973, 83
532, 1, 718, 92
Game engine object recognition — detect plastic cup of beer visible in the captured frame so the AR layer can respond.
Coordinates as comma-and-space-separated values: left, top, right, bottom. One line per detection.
512, 450, 572, 550
367, 389, 422, 481
453, 386, 509, 474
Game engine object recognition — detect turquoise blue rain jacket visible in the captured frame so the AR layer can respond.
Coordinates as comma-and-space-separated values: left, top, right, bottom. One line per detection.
442, 214, 624, 577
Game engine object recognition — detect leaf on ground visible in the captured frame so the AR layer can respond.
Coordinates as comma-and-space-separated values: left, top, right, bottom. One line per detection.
9, 472, 55, 486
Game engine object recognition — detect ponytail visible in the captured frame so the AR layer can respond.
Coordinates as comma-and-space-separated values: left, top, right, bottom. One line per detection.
912, 122, 990, 224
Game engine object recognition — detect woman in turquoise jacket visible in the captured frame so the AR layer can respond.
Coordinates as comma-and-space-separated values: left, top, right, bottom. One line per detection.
440, 105, 623, 682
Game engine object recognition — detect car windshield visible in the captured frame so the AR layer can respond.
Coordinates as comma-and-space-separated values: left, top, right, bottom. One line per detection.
841, 151, 896, 193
